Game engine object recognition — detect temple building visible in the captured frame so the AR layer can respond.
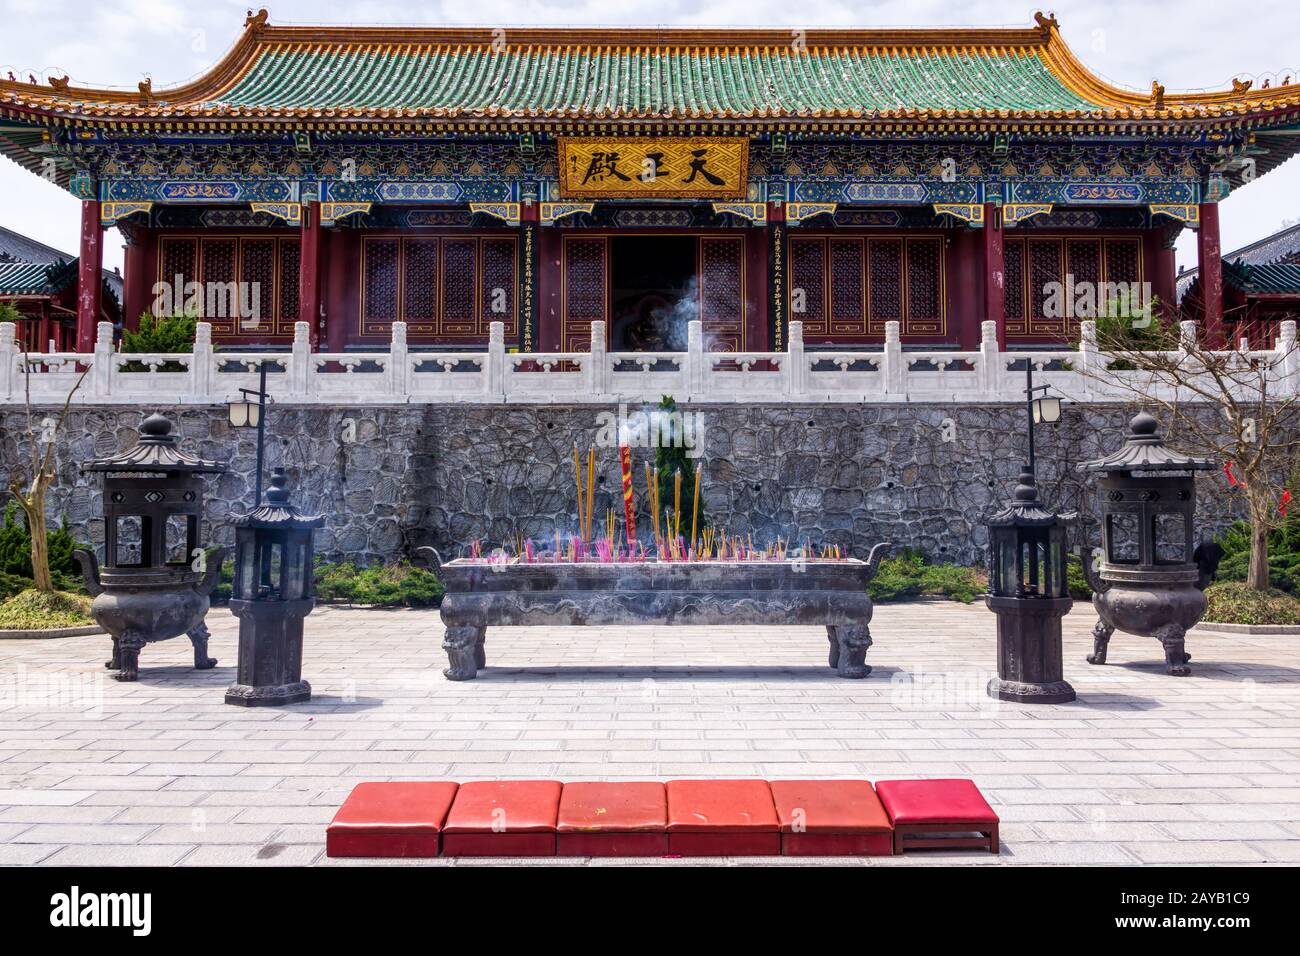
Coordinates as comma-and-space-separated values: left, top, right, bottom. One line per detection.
1, 10, 1297, 355
0, 225, 121, 351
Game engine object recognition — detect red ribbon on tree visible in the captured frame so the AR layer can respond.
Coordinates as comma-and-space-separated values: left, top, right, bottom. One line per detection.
1224, 461, 1240, 487
1282, 490, 1292, 517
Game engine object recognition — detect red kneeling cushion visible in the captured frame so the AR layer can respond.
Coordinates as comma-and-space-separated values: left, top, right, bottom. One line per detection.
556, 782, 667, 856
326, 781, 459, 858
666, 779, 779, 856
874, 779, 999, 826
769, 780, 892, 856
442, 780, 562, 857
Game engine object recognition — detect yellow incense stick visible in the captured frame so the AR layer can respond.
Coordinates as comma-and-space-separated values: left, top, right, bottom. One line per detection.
690, 467, 701, 555
673, 469, 682, 542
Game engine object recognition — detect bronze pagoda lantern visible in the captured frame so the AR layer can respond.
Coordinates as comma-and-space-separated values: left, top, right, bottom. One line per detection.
74, 413, 226, 682
1079, 412, 1221, 676
225, 468, 323, 707
985, 466, 1076, 703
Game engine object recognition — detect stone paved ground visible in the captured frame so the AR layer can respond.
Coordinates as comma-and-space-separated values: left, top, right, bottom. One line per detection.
1, 602, 1298, 866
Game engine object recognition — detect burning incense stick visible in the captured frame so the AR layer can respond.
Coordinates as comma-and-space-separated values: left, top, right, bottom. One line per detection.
690, 467, 701, 554
673, 469, 682, 541
585, 446, 596, 544
573, 444, 585, 542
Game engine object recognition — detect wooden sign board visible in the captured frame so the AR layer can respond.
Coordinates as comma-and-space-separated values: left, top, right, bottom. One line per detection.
557, 137, 749, 200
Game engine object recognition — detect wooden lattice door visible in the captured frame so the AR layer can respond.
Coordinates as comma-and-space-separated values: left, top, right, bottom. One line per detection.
561, 236, 608, 351
698, 236, 744, 352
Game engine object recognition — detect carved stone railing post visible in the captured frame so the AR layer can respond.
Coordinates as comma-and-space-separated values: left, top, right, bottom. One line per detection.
687, 319, 705, 399
487, 321, 505, 400
1276, 319, 1298, 394
882, 320, 903, 396
389, 321, 408, 397
1179, 319, 1198, 353
978, 319, 999, 396
588, 319, 608, 397
190, 322, 213, 400
288, 321, 311, 397
1076, 319, 1099, 400
92, 321, 114, 398
0, 320, 14, 398
786, 320, 805, 396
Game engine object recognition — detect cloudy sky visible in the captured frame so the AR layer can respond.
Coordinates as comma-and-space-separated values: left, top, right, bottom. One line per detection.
1, 0, 1297, 274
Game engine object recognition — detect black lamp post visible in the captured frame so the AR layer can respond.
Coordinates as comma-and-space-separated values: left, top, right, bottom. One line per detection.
983, 361, 1075, 704
228, 361, 270, 506
225, 468, 324, 707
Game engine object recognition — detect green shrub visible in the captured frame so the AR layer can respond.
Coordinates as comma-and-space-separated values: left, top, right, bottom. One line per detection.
123, 312, 197, 353
213, 557, 444, 608
0, 588, 93, 629
0, 502, 85, 584
1204, 581, 1300, 626
121, 312, 196, 372
869, 548, 985, 604
1067, 558, 1094, 600
1214, 467, 1300, 594
0, 302, 21, 323
0, 570, 32, 601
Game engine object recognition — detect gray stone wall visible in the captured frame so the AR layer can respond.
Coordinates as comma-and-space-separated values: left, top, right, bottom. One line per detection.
0, 402, 1250, 567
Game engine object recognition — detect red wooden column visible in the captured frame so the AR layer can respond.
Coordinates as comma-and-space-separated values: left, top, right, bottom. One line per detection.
981, 201, 1006, 349
122, 231, 150, 331
1197, 202, 1224, 346
76, 199, 103, 353
299, 201, 322, 349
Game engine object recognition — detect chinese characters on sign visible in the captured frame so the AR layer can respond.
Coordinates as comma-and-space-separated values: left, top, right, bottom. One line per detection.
557, 137, 749, 200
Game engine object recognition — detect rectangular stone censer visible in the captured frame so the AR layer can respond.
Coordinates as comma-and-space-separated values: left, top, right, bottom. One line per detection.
421, 545, 889, 680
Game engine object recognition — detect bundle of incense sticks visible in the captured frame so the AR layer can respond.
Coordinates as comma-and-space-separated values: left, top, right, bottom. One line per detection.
460, 526, 853, 565
573, 444, 596, 543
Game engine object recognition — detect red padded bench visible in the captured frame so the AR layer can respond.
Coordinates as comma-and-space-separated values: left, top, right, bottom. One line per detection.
876, 778, 1000, 854
557, 781, 668, 856
326, 777, 1001, 858
665, 779, 780, 856
326, 781, 458, 858
442, 780, 562, 857
769, 780, 893, 856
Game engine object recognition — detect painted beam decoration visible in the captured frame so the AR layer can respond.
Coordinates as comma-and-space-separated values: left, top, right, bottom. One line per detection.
557, 137, 748, 200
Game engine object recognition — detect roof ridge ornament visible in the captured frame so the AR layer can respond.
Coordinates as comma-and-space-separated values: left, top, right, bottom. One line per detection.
246, 8, 270, 31
137, 77, 153, 105
1151, 80, 1166, 110
1033, 11, 1060, 35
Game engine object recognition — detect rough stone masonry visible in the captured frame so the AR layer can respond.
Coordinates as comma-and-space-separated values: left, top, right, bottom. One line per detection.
0, 402, 1249, 567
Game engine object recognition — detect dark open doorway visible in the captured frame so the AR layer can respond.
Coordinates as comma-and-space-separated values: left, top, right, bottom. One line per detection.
609, 236, 697, 351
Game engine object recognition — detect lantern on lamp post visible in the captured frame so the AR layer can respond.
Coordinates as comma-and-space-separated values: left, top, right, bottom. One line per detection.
227, 360, 269, 507
983, 360, 1075, 704
224, 468, 324, 707
985, 467, 1077, 703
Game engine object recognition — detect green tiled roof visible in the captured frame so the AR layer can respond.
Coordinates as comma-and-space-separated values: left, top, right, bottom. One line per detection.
0, 261, 59, 295
1224, 260, 1300, 296
215, 45, 1096, 117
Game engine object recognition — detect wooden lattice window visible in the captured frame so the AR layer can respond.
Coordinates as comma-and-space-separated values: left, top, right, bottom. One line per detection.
790, 233, 945, 340
1004, 235, 1145, 339
156, 235, 300, 341
361, 234, 518, 341
789, 237, 828, 335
